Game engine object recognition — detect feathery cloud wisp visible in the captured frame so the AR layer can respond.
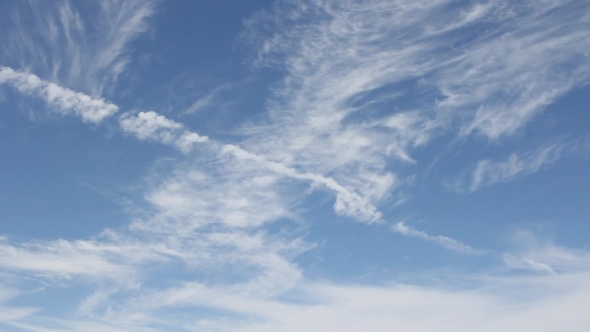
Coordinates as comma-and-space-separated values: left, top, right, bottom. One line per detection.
469, 144, 565, 191
503, 230, 590, 275
1, 0, 155, 95
392, 222, 485, 255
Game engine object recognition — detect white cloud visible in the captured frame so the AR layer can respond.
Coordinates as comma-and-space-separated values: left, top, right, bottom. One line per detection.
0, 232, 192, 284
24, 272, 587, 332
1, 0, 155, 95
182, 83, 234, 115
0, 1, 589, 331
119, 111, 208, 153
245, 0, 589, 179
222, 144, 383, 223
233, 0, 590, 233
128, 156, 311, 299
136, 166, 291, 230
218, 276, 590, 332
2, 269, 590, 331
120, 111, 182, 140
503, 254, 557, 274
468, 144, 564, 191
0, 243, 121, 281
0, 67, 209, 151
0, 307, 38, 323
503, 230, 590, 274
0, 66, 118, 123
392, 222, 485, 255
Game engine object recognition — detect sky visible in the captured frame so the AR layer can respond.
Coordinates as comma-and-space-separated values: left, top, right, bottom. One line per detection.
0, 0, 589, 331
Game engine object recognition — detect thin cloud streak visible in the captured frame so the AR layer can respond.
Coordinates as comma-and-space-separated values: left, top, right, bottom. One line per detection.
392, 222, 486, 255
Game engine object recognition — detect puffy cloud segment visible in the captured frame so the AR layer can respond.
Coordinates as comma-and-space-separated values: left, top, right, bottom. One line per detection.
120, 111, 208, 153
0, 66, 117, 123
0, 66, 209, 152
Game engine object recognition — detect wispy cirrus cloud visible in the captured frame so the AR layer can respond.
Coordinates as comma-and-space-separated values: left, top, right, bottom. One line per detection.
503, 254, 557, 275
181, 83, 235, 115
242, 0, 590, 187
392, 222, 486, 255
456, 144, 567, 192
0, 232, 186, 283
0, 0, 155, 95
0, 307, 37, 324
232, 0, 590, 255
3, 1, 580, 290
503, 230, 590, 275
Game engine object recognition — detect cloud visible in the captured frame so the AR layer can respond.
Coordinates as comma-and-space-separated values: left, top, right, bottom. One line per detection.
222, 144, 383, 223
182, 83, 235, 115
503, 254, 557, 274
17, 271, 587, 332
242, 0, 590, 178
0, 307, 37, 323
2, 61, 376, 225
3, 269, 590, 331
392, 222, 485, 255
233, 0, 590, 240
0, 66, 118, 123
1, 63, 375, 225
468, 144, 564, 191
0, 1, 589, 331
0, 236, 173, 282
127, 155, 311, 299
0, 0, 155, 95
119, 111, 209, 153
0, 65, 209, 151
0, 222, 307, 327
135, 165, 293, 230
211, 276, 590, 332
503, 230, 590, 275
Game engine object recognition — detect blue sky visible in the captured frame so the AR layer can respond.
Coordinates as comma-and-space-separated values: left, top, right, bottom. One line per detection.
0, 0, 589, 331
